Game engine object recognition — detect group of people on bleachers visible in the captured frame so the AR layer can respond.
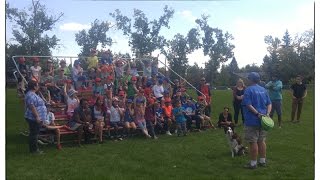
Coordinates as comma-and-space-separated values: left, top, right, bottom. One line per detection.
19, 49, 214, 154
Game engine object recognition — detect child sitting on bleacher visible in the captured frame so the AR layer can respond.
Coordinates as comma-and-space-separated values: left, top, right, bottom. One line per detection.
103, 75, 114, 95
64, 88, 79, 117
30, 57, 42, 82
98, 61, 110, 80
40, 107, 62, 150
17, 57, 28, 94
107, 97, 124, 141
130, 62, 139, 77
126, 76, 139, 100
195, 96, 215, 130
114, 59, 127, 79
139, 60, 152, 79
123, 99, 136, 137
39, 83, 52, 105
135, 99, 152, 138
87, 49, 99, 70
162, 99, 173, 136
154, 101, 164, 132
47, 59, 55, 76
93, 78, 104, 95
145, 98, 158, 139
172, 101, 187, 137
53, 68, 68, 102
151, 57, 159, 76
91, 96, 106, 144
58, 60, 71, 77
72, 60, 85, 90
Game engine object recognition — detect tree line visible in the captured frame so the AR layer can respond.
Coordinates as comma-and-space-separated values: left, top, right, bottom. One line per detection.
5, 0, 314, 86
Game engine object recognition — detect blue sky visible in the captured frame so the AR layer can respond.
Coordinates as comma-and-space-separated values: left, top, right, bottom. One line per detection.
6, 0, 314, 68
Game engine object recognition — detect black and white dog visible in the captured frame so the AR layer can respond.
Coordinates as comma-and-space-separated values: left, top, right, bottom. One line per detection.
225, 127, 247, 158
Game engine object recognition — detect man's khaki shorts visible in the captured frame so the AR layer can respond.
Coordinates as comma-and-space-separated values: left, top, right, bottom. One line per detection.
244, 126, 267, 143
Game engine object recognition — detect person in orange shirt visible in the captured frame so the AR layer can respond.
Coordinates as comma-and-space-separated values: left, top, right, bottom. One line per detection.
162, 99, 173, 136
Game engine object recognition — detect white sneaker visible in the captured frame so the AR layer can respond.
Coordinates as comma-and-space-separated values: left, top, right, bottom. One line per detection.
166, 131, 172, 136
174, 129, 178, 134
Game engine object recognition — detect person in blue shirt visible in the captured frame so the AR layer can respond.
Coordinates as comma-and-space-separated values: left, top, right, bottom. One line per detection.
242, 72, 272, 169
93, 78, 105, 96
24, 80, 47, 154
183, 98, 201, 131
172, 101, 187, 136
265, 74, 283, 128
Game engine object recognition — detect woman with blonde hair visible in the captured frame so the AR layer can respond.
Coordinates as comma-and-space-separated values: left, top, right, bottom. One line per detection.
232, 78, 246, 125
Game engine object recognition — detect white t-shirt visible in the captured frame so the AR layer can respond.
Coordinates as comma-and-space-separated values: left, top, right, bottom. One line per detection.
108, 106, 121, 122
30, 66, 42, 78
43, 112, 55, 125
67, 96, 79, 115
152, 85, 164, 98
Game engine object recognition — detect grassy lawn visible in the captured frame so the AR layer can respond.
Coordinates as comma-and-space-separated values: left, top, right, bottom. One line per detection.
6, 88, 314, 180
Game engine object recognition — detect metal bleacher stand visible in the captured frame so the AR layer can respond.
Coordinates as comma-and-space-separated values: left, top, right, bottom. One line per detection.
11, 55, 208, 143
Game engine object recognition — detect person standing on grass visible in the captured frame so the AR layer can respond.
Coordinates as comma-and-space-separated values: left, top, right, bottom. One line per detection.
265, 74, 283, 128
24, 80, 47, 154
232, 78, 246, 125
290, 75, 307, 123
242, 72, 271, 169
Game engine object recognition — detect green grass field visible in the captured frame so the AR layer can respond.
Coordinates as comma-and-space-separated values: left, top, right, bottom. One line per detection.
6, 88, 314, 180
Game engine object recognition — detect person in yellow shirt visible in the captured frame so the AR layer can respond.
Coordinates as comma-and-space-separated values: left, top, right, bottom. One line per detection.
87, 49, 99, 70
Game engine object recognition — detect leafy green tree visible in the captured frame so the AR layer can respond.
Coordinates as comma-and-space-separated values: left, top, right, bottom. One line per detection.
6, 0, 63, 82
282, 29, 292, 48
262, 29, 314, 84
6, 0, 63, 57
185, 63, 205, 86
75, 19, 113, 57
164, 29, 200, 80
195, 15, 235, 84
110, 6, 174, 58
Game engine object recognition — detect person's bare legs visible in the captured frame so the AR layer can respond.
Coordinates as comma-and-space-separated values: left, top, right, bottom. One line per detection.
99, 122, 103, 142
258, 141, 267, 166
249, 142, 258, 161
55, 128, 61, 149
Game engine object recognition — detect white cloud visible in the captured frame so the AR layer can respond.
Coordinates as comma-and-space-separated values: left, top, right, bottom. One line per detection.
60, 23, 91, 31
178, 10, 197, 23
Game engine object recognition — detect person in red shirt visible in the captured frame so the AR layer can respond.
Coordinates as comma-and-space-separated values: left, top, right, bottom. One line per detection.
162, 99, 173, 136
197, 77, 212, 116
